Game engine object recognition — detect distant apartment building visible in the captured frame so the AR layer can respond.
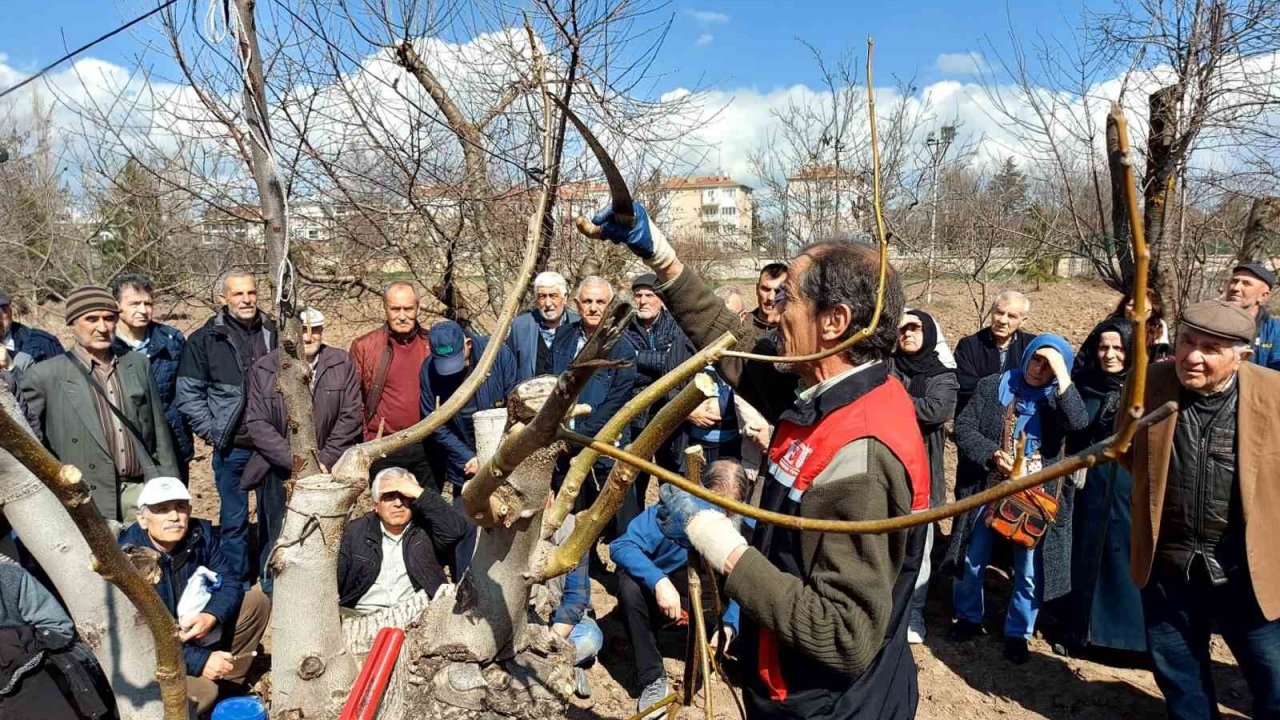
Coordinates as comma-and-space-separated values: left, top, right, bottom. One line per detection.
563, 174, 755, 251
784, 164, 869, 246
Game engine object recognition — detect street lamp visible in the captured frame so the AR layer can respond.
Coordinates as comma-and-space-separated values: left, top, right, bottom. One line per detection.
925, 125, 956, 303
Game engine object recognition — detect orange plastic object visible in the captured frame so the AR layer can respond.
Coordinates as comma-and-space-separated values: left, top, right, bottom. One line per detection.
339, 627, 406, 720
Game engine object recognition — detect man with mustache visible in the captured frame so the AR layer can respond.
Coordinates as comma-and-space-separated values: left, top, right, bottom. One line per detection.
1222, 261, 1280, 371
177, 270, 277, 582
19, 285, 179, 522
118, 476, 269, 716
508, 271, 578, 382
350, 282, 437, 491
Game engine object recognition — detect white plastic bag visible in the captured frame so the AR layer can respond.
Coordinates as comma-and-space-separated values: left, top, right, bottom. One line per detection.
177, 566, 222, 646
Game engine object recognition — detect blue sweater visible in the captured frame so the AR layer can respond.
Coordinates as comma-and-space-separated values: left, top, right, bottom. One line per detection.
609, 506, 739, 634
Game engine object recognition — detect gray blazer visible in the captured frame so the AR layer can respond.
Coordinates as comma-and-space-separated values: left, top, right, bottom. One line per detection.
19, 349, 179, 521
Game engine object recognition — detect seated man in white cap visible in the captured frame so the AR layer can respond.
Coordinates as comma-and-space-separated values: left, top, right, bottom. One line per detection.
117, 477, 270, 715
243, 307, 363, 594
336, 467, 469, 616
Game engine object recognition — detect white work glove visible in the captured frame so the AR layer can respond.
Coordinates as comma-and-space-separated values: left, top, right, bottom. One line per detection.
686, 510, 748, 575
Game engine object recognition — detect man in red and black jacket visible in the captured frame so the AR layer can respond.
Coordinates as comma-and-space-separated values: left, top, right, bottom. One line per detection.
588, 203, 929, 719
349, 282, 437, 490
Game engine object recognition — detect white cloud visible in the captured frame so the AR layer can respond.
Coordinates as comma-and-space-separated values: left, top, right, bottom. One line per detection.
687, 10, 730, 24
696, 33, 714, 47
935, 52, 989, 76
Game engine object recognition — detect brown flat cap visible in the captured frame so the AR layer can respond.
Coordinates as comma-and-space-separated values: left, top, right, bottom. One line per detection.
64, 285, 119, 325
1180, 299, 1255, 344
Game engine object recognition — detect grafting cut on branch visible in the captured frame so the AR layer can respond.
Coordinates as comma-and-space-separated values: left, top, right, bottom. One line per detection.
533, 371, 722, 582
542, 333, 738, 536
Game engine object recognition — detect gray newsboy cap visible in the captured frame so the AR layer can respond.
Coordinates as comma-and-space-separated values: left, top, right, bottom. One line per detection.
1180, 300, 1256, 344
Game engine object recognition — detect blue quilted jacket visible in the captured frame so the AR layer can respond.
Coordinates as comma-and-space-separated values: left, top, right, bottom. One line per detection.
114, 322, 193, 462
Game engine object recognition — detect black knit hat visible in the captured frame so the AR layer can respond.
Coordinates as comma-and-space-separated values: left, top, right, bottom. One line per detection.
64, 285, 119, 325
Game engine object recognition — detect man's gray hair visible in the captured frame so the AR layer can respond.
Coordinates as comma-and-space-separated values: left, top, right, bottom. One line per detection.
533, 271, 568, 295
217, 268, 256, 295
992, 290, 1031, 315
577, 275, 614, 300
384, 280, 419, 299
703, 459, 747, 502
371, 467, 416, 501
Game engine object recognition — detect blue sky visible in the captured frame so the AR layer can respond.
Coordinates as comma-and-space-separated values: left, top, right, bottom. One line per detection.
0, 0, 1109, 95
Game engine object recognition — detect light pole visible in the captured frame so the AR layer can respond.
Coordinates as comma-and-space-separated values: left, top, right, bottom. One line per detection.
925, 125, 955, 303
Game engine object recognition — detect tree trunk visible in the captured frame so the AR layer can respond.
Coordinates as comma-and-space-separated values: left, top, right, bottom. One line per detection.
1106, 109, 1135, 290
1241, 197, 1280, 262
267, 476, 362, 718
1144, 84, 1181, 298
0, 395, 162, 720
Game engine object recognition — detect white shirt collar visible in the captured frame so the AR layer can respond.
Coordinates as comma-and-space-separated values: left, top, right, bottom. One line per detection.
796, 360, 881, 403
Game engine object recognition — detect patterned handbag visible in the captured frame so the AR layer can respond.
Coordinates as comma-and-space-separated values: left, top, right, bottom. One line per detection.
984, 403, 1061, 549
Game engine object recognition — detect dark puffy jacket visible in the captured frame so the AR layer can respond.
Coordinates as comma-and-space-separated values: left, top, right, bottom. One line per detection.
118, 519, 244, 676
113, 322, 193, 462
419, 334, 519, 488
508, 309, 578, 382
7, 322, 62, 366
241, 345, 364, 490
551, 321, 639, 441
337, 492, 468, 608
621, 310, 694, 400
176, 310, 277, 450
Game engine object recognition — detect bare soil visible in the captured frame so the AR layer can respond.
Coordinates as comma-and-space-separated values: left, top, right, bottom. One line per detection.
22, 277, 1253, 719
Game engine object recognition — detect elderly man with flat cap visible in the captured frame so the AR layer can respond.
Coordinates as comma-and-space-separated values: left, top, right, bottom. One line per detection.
19, 285, 179, 521
1223, 261, 1280, 371
1123, 299, 1280, 720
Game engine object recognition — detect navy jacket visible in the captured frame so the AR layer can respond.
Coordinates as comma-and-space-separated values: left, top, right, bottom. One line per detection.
621, 310, 694, 401
419, 334, 519, 488
508, 309, 578, 382
118, 519, 244, 676
176, 310, 277, 451
550, 320, 639, 442
113, 322, 193, 462
609, 506, 739, 633
6, 322, 62, 366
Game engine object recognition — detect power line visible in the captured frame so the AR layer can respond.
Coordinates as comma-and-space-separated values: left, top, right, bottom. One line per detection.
0, 0, 180, 102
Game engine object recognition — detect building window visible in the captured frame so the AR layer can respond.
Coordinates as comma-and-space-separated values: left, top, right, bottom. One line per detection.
720, 206, 737, 216
722, 188, 736, 200
703, 206, 717, 217
306, 229, 319, 240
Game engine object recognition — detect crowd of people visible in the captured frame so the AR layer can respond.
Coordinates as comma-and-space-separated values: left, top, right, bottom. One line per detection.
0, 220, 1278, 719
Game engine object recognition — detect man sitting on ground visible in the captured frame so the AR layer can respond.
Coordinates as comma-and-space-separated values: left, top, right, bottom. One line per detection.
337, 468, 469, 616
609, 459, 743, 714
117, 477, 269, 716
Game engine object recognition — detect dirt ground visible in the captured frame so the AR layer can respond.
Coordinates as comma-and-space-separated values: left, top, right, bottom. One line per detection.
19, 276, 1254, 719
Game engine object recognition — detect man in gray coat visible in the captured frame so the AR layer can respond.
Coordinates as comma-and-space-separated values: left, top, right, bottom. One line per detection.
19, 285, 179, 521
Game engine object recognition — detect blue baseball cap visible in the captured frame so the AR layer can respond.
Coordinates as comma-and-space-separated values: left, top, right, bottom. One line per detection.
428, 321, 468, 375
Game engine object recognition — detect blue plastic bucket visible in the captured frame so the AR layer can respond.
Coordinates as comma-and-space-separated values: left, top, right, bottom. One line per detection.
211, 696, 268, 720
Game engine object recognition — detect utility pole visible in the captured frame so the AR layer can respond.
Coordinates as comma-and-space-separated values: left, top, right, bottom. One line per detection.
925, 125, 955, 303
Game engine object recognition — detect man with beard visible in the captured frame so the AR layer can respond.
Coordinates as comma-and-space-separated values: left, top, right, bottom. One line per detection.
584, 203, 927, 719
178, 271, 277, 580
350, 282, 437, 490
1222, 262, 1280, 371
551, 277, 639, 538
509, 271, 578, 382
110, 273, 193, 481
21, 285, 180, 522
243, 309, 363, 593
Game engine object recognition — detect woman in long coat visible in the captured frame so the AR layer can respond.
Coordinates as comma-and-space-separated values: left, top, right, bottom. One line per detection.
890, 310, 958, 644
946, 334, 1088, 663
1060, 318, 1146, 655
